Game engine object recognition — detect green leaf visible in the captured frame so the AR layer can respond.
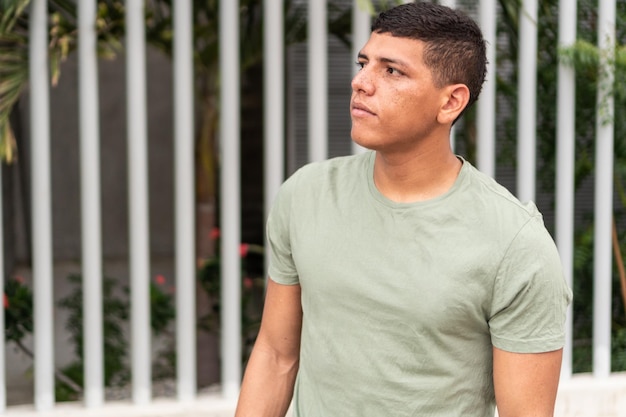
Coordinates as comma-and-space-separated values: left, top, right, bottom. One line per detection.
0, 0, 31, 34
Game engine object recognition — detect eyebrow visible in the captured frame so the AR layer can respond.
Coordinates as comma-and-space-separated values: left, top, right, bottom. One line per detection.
357, 52, 410, 69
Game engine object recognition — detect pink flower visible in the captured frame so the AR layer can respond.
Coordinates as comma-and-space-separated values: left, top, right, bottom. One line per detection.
155, 275, 166, 286
3, 293, 8, 309
239, 243, 250, 257
243, 277, 254, 290
14, 275, 25, 284
210, 227, 221, 240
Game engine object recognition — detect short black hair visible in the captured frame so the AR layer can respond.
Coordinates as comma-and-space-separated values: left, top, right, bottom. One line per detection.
371, 1, 487, 119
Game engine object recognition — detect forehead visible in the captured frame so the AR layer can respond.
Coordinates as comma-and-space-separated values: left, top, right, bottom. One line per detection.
359, 32, 427, 68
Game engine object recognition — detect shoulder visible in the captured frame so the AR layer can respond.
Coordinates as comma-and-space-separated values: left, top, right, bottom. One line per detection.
460, 160, 544, 227
269, 152, 370, 220
451, 160, 556, 264
464, 161, 538, 214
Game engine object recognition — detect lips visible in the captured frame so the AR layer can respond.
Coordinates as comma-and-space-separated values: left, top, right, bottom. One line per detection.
351, 101, 376, 117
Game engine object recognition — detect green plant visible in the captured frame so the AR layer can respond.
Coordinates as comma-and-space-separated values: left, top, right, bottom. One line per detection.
148, 274, 177, 381
4, 275, 33, 348
197, 228, 266, 365
3, 271, 176, 402
0, 0, 118, 163
4, 275, 84, 396
56, 273, 176, 401
56, 274, 130, 400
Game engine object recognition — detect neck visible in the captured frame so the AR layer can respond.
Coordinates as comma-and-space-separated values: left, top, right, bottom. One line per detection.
373, 139, 461, 203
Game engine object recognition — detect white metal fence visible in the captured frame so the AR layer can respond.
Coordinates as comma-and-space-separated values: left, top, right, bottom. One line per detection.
0, 0, 624, 415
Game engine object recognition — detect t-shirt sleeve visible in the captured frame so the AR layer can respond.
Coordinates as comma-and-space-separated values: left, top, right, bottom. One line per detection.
266, 173, 300, 285
488, 214, 573, 353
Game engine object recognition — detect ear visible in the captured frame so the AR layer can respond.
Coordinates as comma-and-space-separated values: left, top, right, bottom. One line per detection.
437, 84, 470, 125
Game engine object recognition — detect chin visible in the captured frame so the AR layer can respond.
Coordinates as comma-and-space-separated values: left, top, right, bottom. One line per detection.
353, 141, 380, 152
351, 127, 376, 150
351, 134, 371, 150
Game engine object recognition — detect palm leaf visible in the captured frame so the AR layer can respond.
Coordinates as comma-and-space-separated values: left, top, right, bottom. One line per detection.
0, 0, 30, 33
0, 0, 29, 163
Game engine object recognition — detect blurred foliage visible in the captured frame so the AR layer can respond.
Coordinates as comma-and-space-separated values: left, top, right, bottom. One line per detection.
197, 230, 266, 366
57, 273, 131, 400
3, 272, 175, 402
55, 273, 175, 401
4, 276, 33, 344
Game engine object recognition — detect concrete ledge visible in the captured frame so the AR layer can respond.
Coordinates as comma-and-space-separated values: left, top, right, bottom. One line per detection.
3, 394, 238, 417
555, 373, 626, 417
4, 373, 626, 417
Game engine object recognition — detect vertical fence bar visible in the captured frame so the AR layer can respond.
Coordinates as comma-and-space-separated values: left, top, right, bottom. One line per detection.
555, 0, 577, 380
477, 0, 496, 177
126, 0, 152, 404
308, 0, 328, 162
30, 0, 55, 410
173, 0, 197, 402
0, 165, 5, 412
220, 0, 242, 400
351, 0, 370, 155
593, 0, 616, 380
78, 0, 104, 407
264, 0, 285, 252
516, 0, 538, 202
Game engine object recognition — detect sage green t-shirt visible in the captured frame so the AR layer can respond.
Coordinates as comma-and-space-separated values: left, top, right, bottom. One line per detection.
267, 151, 572, 417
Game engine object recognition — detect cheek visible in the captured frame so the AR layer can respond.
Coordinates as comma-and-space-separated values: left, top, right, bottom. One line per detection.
391, 96, 419, 123
389, 86, 419, 112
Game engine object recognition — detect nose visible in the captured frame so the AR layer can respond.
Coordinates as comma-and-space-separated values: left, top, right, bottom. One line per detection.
351, 67, 374, 95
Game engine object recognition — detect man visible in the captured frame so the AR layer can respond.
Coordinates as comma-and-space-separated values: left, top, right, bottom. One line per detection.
235, 2, 572, 416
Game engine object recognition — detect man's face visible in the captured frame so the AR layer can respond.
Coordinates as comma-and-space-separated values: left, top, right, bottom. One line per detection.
350, 32, 446, 152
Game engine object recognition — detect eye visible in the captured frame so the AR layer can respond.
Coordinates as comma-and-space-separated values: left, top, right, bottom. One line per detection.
355, 61, 366, 70
386, 67, 402, 76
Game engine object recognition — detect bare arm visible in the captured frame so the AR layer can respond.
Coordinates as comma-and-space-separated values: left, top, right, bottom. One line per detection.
235, 278, 303, 417
493, 347, 563, 417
